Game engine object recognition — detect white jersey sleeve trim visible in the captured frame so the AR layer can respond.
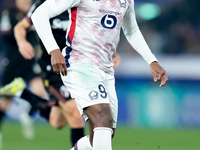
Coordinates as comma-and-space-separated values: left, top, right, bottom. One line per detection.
122, 1, 157, 65
31, 0, 80, 54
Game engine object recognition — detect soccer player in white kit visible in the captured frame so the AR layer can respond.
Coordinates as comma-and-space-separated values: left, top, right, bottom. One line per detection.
31, 0, 168, 149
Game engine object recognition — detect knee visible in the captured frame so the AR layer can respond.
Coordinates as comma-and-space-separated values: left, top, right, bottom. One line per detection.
49, 116, 66, 129
68, 109, 85, 127
72, 111, 83, 122
97, 112, 113, 128
49, 120, 64, 129
85, 104, 113, 128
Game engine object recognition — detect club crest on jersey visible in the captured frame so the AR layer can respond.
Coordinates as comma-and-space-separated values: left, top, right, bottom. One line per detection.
118, 0, 126, 8
89, 90, 98, 100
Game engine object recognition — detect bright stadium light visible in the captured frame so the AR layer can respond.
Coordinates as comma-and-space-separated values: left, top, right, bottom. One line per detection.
138, 3, 161, 20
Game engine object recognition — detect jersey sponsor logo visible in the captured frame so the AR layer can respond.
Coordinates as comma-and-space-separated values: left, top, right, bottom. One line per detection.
99, 9, 121, 16
89, 90, 98, 100
101, 15, 117, 29
118, 0, 126, 8
51, 19, 68, 31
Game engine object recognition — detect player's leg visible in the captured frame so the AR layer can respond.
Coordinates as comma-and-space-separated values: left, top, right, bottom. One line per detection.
28, 76, 47, 98
0, 89, 35, 140
49, 106, 67, 129
21, 88, 60, 125
58, 100, 84, 128
26, 72, 61, 127
38, 57, 85, 145
48, 82, 85, 146
21, 63, 51, 122
24, 61, 48, 99
0, 55, 25, 139
58, 100, 85, 145
70, 135, 92, 150
70, 119, 94, 150
5, 97, 34, 140
0, 78, 68, 130
38, 60, 73, 129
21, 88, 68, 129
71, 106, 116, 150
84, 104, 113, 150
0, 46, 44, 140
87, 118, 116, 140
61, 63, 117, 150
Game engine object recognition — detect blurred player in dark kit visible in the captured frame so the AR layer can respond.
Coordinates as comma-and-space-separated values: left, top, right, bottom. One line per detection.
0, 0, 46, 142
1, 0, 85, 146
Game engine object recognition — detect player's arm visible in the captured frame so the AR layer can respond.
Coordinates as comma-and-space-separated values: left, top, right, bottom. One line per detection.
122, 1, 168, 87
14, 1, 42, 59
14, 18, 34, 59
31, 0, 80, 76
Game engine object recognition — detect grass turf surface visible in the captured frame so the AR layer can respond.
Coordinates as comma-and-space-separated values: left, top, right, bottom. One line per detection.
1, 123, 200, 150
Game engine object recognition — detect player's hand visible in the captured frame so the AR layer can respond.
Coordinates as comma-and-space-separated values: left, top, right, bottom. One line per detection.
18, 41, 35, 59
150, 61, 168, 87
113, 53, 121, 69
50, 49, 67, 76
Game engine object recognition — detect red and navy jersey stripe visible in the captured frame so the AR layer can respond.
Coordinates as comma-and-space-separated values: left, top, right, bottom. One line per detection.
65, 7, 78, 68
67, 7, 77, 45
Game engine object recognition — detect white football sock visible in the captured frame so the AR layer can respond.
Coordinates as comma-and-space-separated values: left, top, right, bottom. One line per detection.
71, 135, 92, 150
93, 127, 113, 150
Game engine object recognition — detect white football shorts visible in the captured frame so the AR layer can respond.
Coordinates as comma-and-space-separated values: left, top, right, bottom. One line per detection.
61, 63, 118, 128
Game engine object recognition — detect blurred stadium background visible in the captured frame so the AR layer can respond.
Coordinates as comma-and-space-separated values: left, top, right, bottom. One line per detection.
0, 0, 200, 149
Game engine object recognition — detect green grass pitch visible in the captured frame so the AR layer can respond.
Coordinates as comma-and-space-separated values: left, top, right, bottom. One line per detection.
1, 123, 200, 150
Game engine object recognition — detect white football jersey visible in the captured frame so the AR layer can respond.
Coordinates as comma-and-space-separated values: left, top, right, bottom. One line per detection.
64, 0, 132, 74
32, 0, 157, 75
